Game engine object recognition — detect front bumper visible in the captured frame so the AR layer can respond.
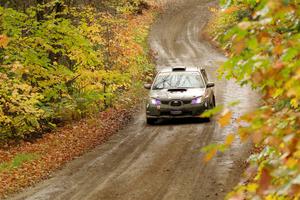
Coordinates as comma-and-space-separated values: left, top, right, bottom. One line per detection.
146, 101, 208, 119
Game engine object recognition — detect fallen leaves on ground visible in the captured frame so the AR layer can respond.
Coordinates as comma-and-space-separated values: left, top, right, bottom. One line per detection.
0, 104, 137, 198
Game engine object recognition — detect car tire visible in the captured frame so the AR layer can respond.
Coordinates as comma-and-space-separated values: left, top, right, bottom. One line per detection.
203, 117, 211, 122
212, 95, 216, 107
208, 97, 215, 109
146, 118, 156, 125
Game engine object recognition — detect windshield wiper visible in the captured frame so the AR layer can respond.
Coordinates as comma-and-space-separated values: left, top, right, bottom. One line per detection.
152, 74, 171, 90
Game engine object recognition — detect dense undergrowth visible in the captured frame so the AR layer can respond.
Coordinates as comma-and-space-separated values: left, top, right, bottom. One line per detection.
206, 0, 300, 199
0, 0, 154, 141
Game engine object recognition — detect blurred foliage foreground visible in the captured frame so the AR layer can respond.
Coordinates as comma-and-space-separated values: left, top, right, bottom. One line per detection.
206, 0, 300, 199
0, 0, 154, 141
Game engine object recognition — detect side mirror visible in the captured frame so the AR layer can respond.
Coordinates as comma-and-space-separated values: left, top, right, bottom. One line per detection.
206, 82, 215, 88
144, 83, 152, 90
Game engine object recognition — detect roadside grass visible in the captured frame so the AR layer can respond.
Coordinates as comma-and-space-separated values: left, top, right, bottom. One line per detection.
0, 153, 39, 173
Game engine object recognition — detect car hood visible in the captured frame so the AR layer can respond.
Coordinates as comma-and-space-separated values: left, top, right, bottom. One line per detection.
149, 88, 205, 100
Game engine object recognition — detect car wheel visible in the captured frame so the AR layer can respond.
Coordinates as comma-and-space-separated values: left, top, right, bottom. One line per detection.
203, 117, 211, 122
146, 118, 156, 125
208, 97, 215, 109
212, 95, 216, 107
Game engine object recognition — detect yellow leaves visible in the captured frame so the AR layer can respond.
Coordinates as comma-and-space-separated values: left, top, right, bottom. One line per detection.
291, 98, 299, 109
209, 7, 218, 13
273, 45, 283, 56
225, 133, 235, 146
286, 158, 298, 169
273, 88, 284, 98
294, 68, 300, 80
0, 35, 9, 48
218, 110, 232, 127
247, 183, 259, 193
265, 195, 282, 200
294, 150, 300, 159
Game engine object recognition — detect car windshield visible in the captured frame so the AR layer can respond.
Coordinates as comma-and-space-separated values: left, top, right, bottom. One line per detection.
152, 72, 205, 90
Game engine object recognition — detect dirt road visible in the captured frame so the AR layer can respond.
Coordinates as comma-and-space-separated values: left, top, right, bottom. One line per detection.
9, 0, 258, 200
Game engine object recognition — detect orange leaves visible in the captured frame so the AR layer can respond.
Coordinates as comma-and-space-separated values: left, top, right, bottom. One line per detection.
202, 133, 236, 162
0, 107, 134, 197
223, 6, 240, 14
258, 168, 271, 195
0, 35, 9, 48
232, 40, 245, 54
218, 110, 232, 127
267, 0, 283, 11
251, 70, 264, 85
257, 32, 270, 44
273, 45, 283, 56
273, 61, 284, 70
265, 136, 281, 147
251, 131, 263, 144
203, 149, 217, 162
272, 36, 283, 56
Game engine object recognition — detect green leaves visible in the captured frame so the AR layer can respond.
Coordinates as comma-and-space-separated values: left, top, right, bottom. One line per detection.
282, 48, 298, 62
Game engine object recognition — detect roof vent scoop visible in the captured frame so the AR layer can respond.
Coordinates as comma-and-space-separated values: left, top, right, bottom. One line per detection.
172, 66, 186, 71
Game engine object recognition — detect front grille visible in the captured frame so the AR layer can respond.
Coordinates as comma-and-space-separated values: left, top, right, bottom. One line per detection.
183, 100, 192, 104
161, 100, 191, 105
161, 100, 170, 105
160, 111, 193, 116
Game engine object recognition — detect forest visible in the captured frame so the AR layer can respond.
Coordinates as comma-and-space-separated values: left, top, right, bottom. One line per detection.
0, 0, 153, 141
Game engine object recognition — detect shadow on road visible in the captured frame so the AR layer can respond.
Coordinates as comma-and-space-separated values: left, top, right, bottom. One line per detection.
151, 117, 211, 126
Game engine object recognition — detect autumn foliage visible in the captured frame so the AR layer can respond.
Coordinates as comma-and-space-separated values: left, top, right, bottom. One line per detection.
207, 0, 300, 199
0, 0, 154, 141
0, 0, 156, 197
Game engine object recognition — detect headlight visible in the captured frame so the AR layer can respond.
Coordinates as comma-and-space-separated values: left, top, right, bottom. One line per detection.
150, 98, 161, 105
191, 96, 203, 104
